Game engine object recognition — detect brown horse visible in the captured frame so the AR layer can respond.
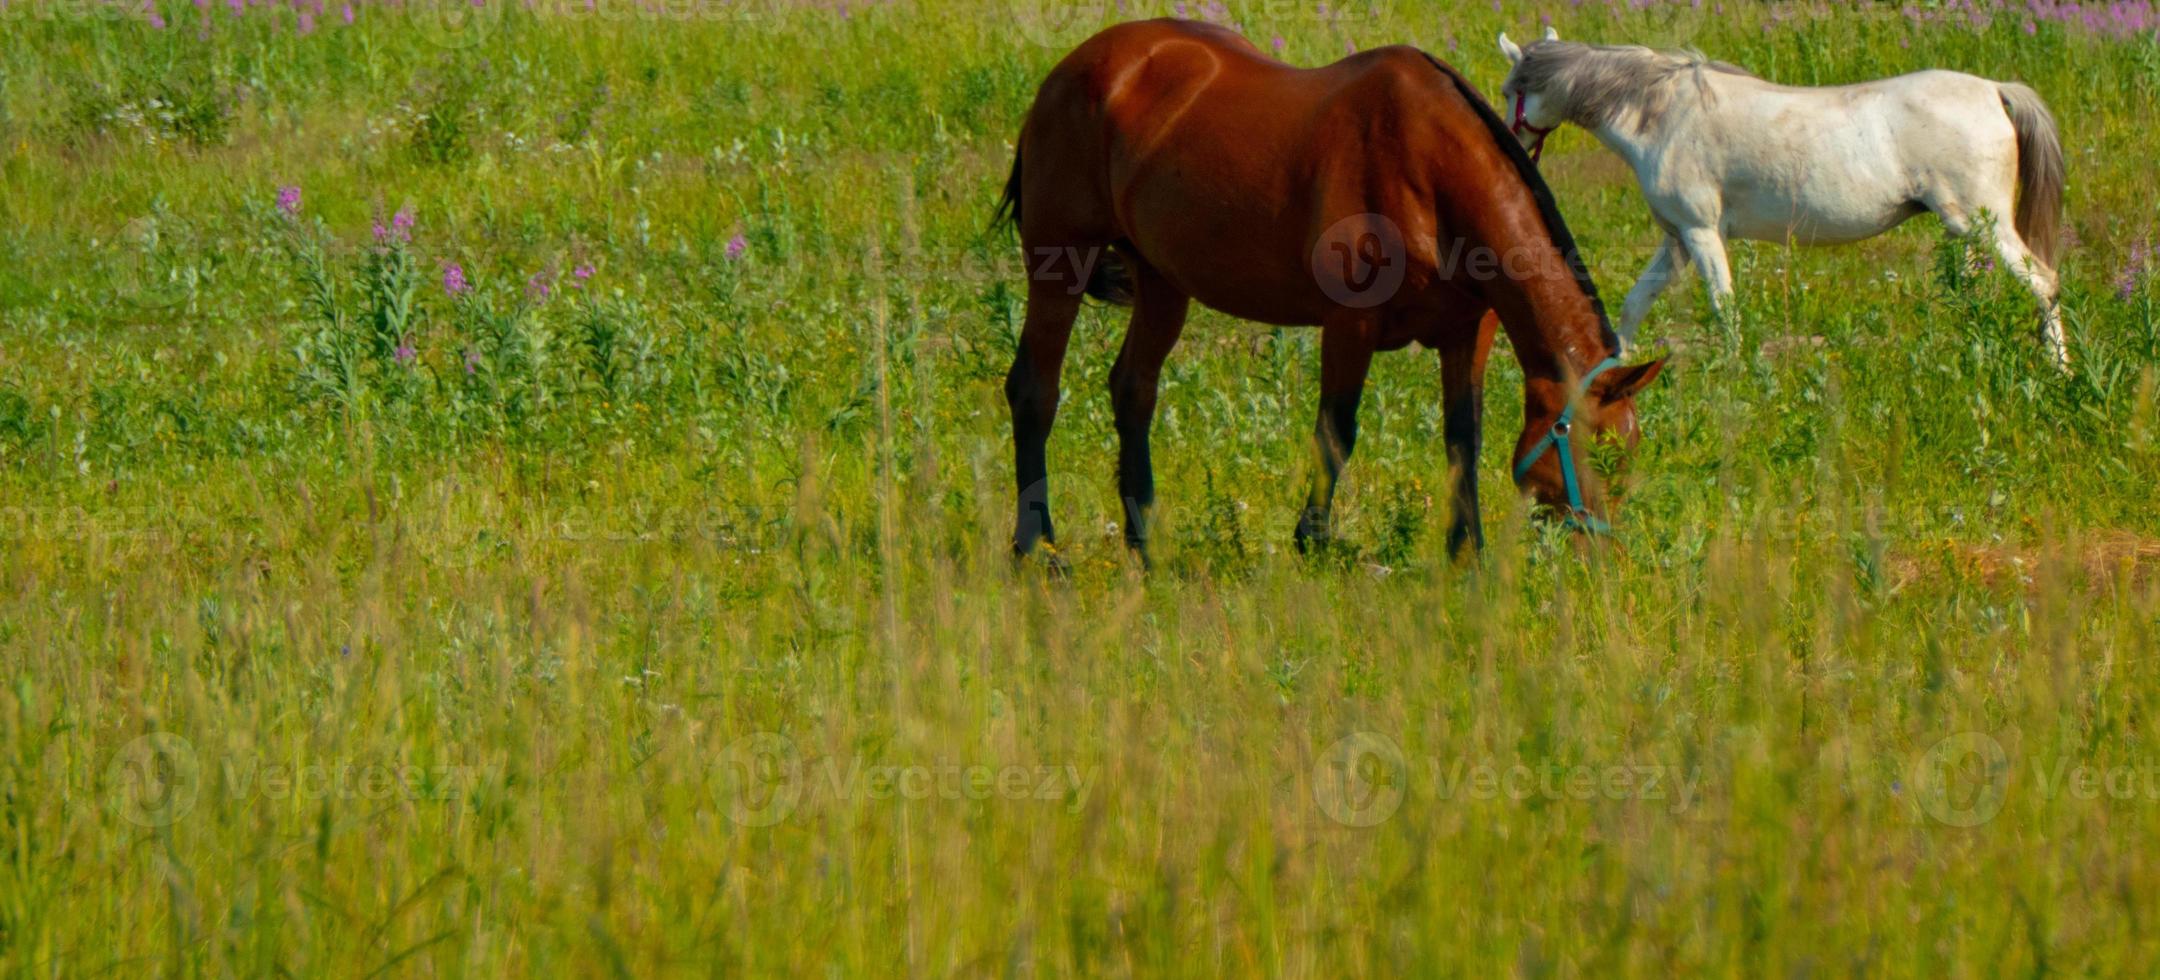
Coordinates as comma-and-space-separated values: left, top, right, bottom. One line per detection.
997, 19, 1666, 563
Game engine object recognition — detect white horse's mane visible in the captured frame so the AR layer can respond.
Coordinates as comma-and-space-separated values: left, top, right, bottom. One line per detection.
1512, 41, 1754, 128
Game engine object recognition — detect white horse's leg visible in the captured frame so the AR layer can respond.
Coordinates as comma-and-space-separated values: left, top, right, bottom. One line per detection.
1677, 226, 1735, 323
1935, 195, 2070, 370
1990, 230, 2068, 370
1618, 236, 1689, 350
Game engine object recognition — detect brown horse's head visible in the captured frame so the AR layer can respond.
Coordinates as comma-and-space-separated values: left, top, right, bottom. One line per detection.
1512, 357, 1667, 531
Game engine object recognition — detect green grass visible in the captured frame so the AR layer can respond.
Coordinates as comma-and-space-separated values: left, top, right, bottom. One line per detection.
6, 0, 2160, 973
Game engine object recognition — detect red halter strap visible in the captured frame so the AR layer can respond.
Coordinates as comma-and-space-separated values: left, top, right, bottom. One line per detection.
1510, 91, 1556, 164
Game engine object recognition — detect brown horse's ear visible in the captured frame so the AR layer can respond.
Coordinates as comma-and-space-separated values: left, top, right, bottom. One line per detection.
1591, 358, 1667, 403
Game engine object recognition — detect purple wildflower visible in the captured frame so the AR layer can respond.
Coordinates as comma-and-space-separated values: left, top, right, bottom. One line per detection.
340, 3, 352, 24
572, 263, 595, 287
376, 206, 414, 246
394, 340, 417, 365
527, 269, 553, 301
443, 262, 471, 297
1271, 35, 1285, 53
464, 348, 482, 375
275, 185, 302, 217
725, 233, 748, 261
2119, 237, 2151, 301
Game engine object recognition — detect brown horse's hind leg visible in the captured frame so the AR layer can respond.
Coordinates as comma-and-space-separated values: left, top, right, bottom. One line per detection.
1108, 262, 1191, 567
1295, 313, 1379, 554
1007, 281, 1084, 558
1441, 311, 1500, 558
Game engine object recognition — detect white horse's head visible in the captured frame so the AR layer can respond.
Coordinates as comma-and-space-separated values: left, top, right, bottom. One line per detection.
1497, 27, 1565, 157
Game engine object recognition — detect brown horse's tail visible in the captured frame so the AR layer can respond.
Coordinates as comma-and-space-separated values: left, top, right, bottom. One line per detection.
2000, 82, 2065, 273
994, 145, 1134, 305
996, 146, 1024, 228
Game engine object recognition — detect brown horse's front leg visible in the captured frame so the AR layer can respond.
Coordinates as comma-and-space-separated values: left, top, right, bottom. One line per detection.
1441, 311, 1500, 558
1007, 284, 1084, 558
1295, 314, 1378, 554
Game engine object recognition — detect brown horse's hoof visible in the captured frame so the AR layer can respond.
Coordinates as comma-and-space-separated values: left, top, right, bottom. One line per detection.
1295, 534, 1349, 561
1294, 510, 1333, 556
1445, 524, 1485, 560
1011, 541, 1071, 578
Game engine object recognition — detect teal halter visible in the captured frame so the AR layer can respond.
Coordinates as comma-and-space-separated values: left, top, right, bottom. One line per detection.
1512, 356, 1624, 535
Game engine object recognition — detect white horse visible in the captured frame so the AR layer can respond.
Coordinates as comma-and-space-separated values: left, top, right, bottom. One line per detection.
1496, 29, 2068, 366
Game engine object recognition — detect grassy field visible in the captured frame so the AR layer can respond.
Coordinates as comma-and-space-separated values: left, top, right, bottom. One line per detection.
7, 0, 2160, 973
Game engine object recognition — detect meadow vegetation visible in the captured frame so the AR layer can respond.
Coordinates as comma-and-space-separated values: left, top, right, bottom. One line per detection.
6, 0, 2160, 973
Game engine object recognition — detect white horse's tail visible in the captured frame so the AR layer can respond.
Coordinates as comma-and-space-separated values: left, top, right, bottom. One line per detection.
1998, 82, 2065, 272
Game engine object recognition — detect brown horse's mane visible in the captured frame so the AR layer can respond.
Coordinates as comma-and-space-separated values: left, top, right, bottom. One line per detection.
1416, 52, 1619, 354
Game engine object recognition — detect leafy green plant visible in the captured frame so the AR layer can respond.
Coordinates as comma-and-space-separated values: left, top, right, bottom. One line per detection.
410, 80, 475, 165
449, 274, 554, 426
268, 199, 367, 409
0, 386, 34, 455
